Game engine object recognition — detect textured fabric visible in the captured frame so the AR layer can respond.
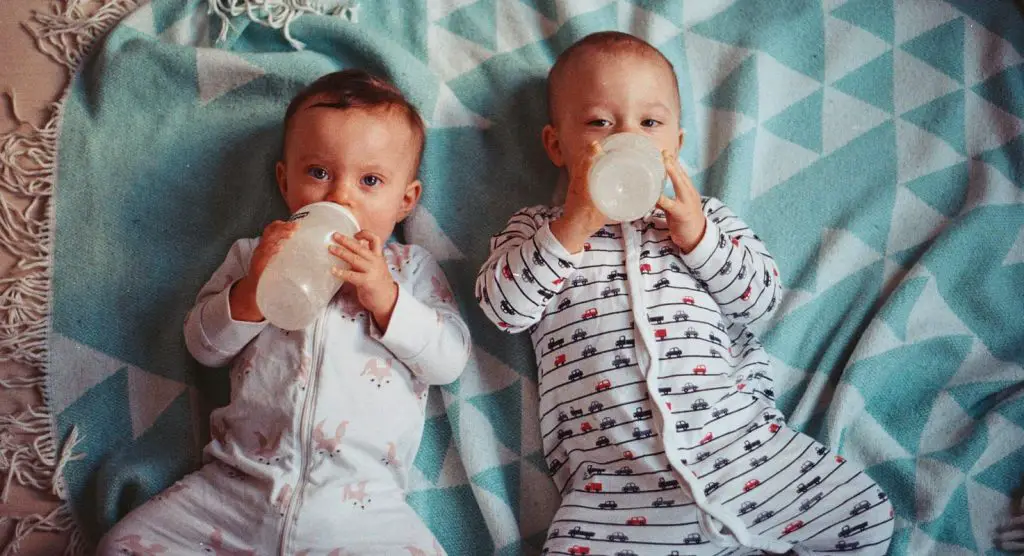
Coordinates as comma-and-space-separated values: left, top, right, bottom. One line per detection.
475, 201, 893, 554
46, 1, 1024, 554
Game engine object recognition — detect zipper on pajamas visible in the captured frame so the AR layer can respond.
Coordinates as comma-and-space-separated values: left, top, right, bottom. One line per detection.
628, 219, 740, 548
279, 311, 327, 555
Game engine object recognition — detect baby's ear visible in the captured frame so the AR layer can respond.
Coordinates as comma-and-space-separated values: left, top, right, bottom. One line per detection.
275, 161, 288, 198
542, 124, 565, 168
398, 179, 423, 220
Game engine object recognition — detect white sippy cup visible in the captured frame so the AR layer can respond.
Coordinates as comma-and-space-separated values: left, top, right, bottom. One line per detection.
255, 202, 360, 330
588, 132, 666, 222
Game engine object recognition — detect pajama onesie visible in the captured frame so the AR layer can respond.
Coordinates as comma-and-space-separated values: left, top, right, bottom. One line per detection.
476, 199, 894, 556
98, 239, 471, 556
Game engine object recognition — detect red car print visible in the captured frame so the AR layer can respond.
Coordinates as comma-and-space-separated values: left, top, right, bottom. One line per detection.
568, 547, 590, 556
623, 450, 635, 460
582, 308, 598, 320
553, 277, 565, 286
769, 423, 781, 433
700, 432, 714, 445
736, 383, 746, 390
584, 482, 603, 492
683, 296, 695, 305
741, 286, 752, 300
640, 263, 652, 273
731, 236, 741, 246
836, 455, 846, 464
502, 265, 512, 280
555, 354, 567, 366
783, 521, 804, 535
581, 422, 593, 433
655, 329, 667, 340
498, 321, 509, 328
693, 365, 707, 375
584, 243, 592, 251
744, 479, 760, 492
596, 380, 612, 392
626, 516, 647, 526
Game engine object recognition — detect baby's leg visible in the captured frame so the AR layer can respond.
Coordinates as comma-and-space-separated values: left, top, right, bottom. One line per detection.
543, 501, 730, 556
718, 422, 895, 555
291, 490, 444, 555
96, 462, 279, 556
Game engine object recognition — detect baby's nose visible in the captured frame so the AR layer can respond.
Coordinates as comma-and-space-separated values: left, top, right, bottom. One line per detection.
327, 184, 352, 204
617, 121, 642, 134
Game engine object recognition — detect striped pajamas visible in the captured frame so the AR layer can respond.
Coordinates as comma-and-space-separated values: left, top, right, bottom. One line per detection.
475, 199, 893, 555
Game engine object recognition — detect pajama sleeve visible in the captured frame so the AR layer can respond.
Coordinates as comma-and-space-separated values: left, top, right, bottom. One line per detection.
474, 206, 584, 334
678, 197, 781, 333
370, 246, 471, 386
183, 238, 268, 368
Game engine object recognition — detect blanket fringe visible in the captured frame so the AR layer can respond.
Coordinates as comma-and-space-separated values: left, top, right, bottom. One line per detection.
1, 0, 359, 552
23, 0, 142, 70
2, 1, 138, 554
207, 0, 359, 50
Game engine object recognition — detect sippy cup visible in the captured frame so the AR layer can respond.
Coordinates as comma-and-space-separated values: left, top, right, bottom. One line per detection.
256, 202, 360, 330
588, 132, 666, 222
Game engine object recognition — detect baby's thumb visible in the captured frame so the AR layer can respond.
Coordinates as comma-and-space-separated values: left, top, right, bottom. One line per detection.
657, 194, 678, 213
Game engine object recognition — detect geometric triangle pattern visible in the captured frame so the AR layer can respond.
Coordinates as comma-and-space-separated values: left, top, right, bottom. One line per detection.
901, 17, 965, 83
44, 0, 1024, 554
881, 275, 928, 341
195, 48, 265, 106
832, 0, 894, 43
832, 49, 894, 112
901, 90, 966, 155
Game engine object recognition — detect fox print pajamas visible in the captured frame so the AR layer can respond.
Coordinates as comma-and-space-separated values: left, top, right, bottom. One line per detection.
476, 199, 893, 556
99, 239, 470, 556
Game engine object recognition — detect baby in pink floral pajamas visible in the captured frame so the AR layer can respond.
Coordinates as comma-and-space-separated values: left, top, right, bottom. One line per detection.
98, 70, 471, 556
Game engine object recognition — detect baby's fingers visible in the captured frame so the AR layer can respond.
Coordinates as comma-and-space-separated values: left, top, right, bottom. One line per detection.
662, 151, 699, 203
264, 219, 299, 238
571, 141, 603, 185
657, 194, 682, 216
331, 267, 358, 283
354, 230, 384, 254
328, 243, 371, 271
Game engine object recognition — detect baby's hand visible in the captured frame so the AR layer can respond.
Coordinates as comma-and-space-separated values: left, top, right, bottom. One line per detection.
329, 230, 399, 331
551, 141, 607, 253
657, 152, 706, 254
250, 220, 299, 281
230, 220, 299, 322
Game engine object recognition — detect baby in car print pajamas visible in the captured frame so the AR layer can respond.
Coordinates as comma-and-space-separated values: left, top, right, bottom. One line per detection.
98, 239, 470, 556
476, 200, 895, 555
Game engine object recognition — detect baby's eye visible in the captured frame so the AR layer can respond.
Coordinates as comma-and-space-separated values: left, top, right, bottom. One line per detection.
641, 119, 660, 128
360, 175, 382, 187
307, 166, 329, 180
587, 119, 611, 128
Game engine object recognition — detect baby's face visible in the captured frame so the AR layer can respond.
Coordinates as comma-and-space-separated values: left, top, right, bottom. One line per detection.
276, 100, 421, 241
545, 51, 682, 179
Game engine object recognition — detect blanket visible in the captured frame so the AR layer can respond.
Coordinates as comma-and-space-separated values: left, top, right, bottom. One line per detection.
23, 0, 1024, 554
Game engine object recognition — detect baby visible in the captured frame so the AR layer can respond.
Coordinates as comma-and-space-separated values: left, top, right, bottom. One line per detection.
476, 32, 894, 555
99, 70, 470, 555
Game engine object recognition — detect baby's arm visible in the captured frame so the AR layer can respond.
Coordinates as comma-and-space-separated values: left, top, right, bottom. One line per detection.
183, 238, 268, 367
679, 197, 781, 331
474, 207, 584, 333
370, 247, 471, 385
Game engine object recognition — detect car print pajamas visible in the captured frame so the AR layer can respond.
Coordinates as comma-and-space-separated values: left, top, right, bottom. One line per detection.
476, 199, 894, 556
98, 239, 471, 556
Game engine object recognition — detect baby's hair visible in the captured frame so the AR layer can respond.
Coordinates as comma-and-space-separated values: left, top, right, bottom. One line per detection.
547, 31, 680, 122
283, 69, 426, 172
